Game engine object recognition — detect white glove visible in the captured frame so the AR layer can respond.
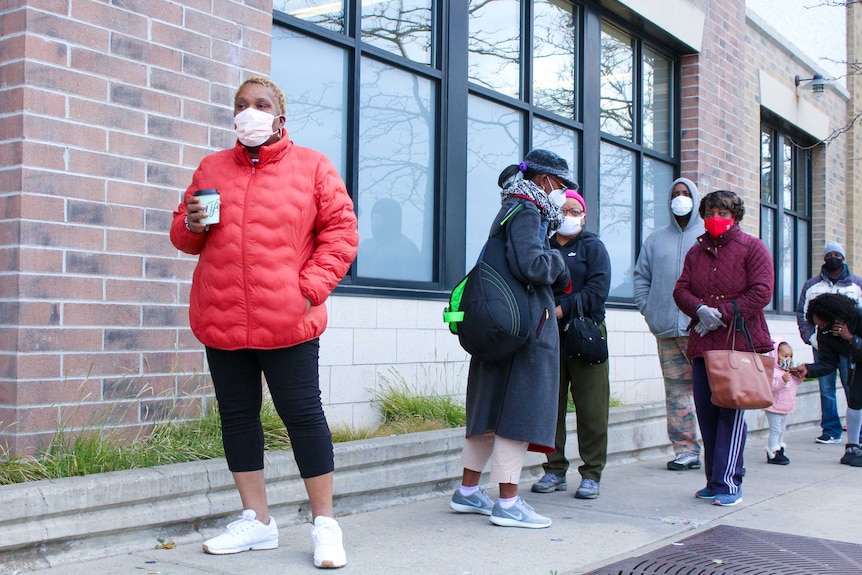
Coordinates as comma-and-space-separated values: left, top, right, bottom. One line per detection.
694, 322, 709, 337
696, 305, 726, 331
809, 332, 819, 350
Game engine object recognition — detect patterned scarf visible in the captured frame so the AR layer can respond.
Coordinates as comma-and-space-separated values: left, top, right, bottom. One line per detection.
500, 179, 563, 231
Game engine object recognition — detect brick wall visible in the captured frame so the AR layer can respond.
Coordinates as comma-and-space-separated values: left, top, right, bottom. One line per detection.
0, 0, 274, 456
848, 2, 862, 266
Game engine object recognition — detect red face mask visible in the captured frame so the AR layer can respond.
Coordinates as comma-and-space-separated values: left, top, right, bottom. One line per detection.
704, 216, 733, 238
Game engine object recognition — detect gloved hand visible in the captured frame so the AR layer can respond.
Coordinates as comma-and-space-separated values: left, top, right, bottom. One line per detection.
809, 332, 819, 350
693, 322, 709, 337
696, 305, 726, 331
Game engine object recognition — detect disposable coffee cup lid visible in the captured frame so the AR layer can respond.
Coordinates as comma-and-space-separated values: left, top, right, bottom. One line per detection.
194, 189, 218, 196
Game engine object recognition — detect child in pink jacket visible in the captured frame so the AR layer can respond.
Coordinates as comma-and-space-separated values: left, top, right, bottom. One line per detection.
765, 340, 803, 464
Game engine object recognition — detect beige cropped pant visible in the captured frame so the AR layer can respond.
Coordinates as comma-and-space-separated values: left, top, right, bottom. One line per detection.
460, 431, 529, 484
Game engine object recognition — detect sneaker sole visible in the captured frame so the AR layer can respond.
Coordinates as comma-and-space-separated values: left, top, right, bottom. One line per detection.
489, 515, 551, 529
667, 461, 701, 470
314, 558, 347, 569
202, 541, 279, 555
713, 497, 742, 507
815, 438, 842, 444
574, 491, 599, 500
449, 501, 492, 516
531, 483, 567, 493
695, 491, 715, 500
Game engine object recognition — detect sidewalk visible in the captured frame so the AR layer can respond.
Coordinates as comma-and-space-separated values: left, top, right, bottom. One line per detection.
25, 426, 860, 575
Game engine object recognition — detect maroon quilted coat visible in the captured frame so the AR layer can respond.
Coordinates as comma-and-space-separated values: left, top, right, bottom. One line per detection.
673, 224, 774, 360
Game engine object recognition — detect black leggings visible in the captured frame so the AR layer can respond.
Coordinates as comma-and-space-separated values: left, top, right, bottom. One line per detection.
205, 340, 334, 478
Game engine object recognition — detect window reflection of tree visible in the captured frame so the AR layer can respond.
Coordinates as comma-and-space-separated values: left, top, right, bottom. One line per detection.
468, 0, 521, 95
361, 1, 432, 63
533, 2, 576, 118
600, 143, 634, 296
600, 27, 634, 140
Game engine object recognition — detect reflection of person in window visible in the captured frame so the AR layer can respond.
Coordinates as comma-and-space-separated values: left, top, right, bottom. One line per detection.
358, 198, 422, 280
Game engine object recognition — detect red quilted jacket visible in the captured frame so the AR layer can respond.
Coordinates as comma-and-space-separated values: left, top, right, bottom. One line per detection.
170, 134, 358, 350
673, 225, 774, 359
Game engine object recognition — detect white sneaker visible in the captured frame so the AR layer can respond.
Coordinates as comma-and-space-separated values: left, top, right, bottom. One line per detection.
311, 516, 346, 569
202, 509, 279, 555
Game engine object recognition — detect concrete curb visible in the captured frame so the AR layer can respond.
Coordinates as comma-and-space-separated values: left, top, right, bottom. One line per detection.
0, 383, 825, 572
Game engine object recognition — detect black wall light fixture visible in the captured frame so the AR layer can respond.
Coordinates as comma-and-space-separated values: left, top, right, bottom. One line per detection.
794, 73, 828, 95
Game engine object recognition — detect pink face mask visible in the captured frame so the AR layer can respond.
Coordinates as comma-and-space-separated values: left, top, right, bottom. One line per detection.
234, 108, 278, 147
704, 216, 733, 238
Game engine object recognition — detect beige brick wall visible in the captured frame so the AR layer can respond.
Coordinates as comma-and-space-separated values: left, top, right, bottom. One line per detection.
848, 1, 862, 266
0, 0, 274, 455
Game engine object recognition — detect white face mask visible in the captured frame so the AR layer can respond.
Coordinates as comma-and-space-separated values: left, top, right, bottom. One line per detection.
548, 188, 567, 208
671, 195, 693, 216
557, 216, 583, 237
234, 108, 278, 147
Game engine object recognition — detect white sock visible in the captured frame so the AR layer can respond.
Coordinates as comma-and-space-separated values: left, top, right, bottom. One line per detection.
498, 496, 518, 509
459, 484, 479, 497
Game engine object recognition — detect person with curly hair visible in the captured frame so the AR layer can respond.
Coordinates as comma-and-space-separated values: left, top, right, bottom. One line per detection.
673, 190, 774, 506
791, 293, 862, 467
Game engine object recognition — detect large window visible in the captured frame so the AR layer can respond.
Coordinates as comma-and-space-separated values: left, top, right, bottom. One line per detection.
271, 1, 679, 299
760, 121, 812, 313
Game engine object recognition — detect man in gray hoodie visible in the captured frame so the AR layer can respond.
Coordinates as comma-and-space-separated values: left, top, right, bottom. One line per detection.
633, 178, 703, 471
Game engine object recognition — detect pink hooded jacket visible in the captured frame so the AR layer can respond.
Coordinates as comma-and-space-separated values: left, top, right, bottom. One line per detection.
765, 339, 802, 415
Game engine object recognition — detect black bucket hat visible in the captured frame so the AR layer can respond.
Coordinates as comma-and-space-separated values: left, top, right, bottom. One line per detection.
520, 149, 579, 190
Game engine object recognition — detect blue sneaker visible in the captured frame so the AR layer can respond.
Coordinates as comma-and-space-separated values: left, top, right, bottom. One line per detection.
489, 497, 551, 529
574, 478, 599, 499
695, 487, 715, 500
531, 472, 567, 493
713, 492, 742, 506
449, 488, 494, 516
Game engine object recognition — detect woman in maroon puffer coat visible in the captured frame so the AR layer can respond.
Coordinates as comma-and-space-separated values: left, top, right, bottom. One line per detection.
673, 190, 774, 507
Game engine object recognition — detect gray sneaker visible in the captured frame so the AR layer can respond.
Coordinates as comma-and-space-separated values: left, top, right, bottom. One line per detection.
575, 478, 600, 499
449, 488, 494, 516
531, 472, 567, 493
489, 497, 551, 529
667, 452, 701, 471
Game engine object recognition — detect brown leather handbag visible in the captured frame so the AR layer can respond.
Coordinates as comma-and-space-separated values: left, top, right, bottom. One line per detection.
702, 301, 774, 410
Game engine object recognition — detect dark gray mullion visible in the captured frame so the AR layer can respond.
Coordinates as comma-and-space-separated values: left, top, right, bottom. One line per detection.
346, 0, 361, 281
442, 0, 469, 287
581, 5, 601, 222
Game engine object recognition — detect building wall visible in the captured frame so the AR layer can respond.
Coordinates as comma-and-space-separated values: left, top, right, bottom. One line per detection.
0, 0, 852, 456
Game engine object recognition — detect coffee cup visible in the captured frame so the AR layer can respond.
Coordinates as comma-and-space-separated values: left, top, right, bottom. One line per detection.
193, 189, 220, 225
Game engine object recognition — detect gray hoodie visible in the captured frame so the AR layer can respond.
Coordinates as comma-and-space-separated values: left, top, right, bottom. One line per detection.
633, 177, 703, 338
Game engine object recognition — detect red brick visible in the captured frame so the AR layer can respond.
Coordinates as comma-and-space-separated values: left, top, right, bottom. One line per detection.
20, 246, 65, 273
185, 10, 242, 44
144, 257, 196, 281
110, 33, 182, 71
26, 116, 108, 152
0, 6, 25, 37
211, 39, 270, 75
182, 142, 221, 169
15, 376, 101, 404
20, 221, 105, 251
106, 278, 177, 303
22, 34, 68, 66
104, 328, 177, 351
178, 370, 211, 396
63, 351, 142, 377
12, 405, 59, 433
182, 99, 232, 129
177, 328, 200, 350
146, 162, 195, 189
68, 148, 147, 181
71, 0, 148, 37
0, 248, 19, 273
66, 251, 144, 277
108, 131, 181, 164
142, 396, 202, 422
0, 221, 21, 249
110, 83, 181, 117
147, 114, 209, 144
67, 200, 145, 229
16, 301, 60, 325
19, 141, 67, 171
60, 400, 140, 428
69, 97, 147, 132
18, 273, 103, 300
70, 46, 148, 85
107, 228, 175, 257
121, 0, 184, 25
0, 141, 23, 168
25, 63, 109, 100
143, 304, 191, 328
108, 180, 178, 211
0, 35, 26, 67
20, 193, 64, 221
183, 53, 243, 85
0, 354, 16, 381
151, 21, 211, 57
146, 209, 173, 234
18, 328, 103, 353
0, 379, 18, 404
143, 350, 205, 374
64, 303, 141, 326
213, 0, 272, 30
0, 62, 25, 88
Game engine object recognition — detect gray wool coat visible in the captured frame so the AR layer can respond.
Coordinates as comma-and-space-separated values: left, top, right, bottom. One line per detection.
465, 197, 571, 453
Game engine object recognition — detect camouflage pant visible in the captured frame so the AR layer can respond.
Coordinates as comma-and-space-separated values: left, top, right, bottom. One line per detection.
657, 337, 700, 455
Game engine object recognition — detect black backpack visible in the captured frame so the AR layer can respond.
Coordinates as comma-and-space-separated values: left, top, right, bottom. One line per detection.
443, 201, 534, 362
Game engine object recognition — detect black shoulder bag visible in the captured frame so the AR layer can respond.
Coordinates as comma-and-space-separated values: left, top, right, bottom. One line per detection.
561, 293, 608, 365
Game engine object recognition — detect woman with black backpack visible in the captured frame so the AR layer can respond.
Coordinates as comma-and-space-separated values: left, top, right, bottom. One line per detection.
448, 149, 572, 529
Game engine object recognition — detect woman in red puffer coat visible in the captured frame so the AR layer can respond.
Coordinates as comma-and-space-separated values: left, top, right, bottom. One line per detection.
171, 77, 357, 569
673, 190, 774, 507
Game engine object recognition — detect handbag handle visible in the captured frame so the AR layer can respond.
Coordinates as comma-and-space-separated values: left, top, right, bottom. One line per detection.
725, 300, 756, 352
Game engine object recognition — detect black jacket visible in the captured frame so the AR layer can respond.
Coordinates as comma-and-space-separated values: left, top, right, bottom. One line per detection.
551, 230, 611, 324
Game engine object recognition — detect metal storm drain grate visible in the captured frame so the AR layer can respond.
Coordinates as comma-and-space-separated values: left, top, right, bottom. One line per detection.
583, 525, 862, 575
